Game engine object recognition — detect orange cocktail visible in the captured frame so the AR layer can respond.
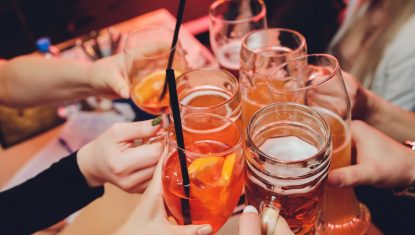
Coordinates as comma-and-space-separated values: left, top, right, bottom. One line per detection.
124, 25, 187, 115
162, 113, 244, 232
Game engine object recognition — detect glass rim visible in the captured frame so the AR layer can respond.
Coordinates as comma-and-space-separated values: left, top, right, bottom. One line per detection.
241, 28, 306, 59
209, 0, 267, 24
176, 68, 240, 111
267, 53, 340, 94
247, 102, 331, 164
123, 24, 176, 59
166, 113, 242, 157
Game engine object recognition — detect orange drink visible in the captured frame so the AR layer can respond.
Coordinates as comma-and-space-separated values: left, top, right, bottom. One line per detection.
175, 69, 242, 129
162, 113, 243, 232
316, 109, 371, 235
124, 25, 187, 115
266, 54, 371, 234
245, 103, 332, 235
240, 28, 307, 128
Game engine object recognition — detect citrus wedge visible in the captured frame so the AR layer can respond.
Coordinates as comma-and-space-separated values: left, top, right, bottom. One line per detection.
133, 70, 182, 104
221, 153, 237, 184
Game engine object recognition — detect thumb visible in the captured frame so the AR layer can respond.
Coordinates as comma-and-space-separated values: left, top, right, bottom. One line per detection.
171, 224, 213, 235
239, 206, 261, 235
274, 216, 294, 235
328, 164, 376, 188
109, 118, 162, 142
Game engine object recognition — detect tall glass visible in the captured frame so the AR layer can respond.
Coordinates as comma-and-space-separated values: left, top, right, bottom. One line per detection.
245, 102, 332, 234
240, 28, 307, 129
124, 25, 188, 115
162, 113, 244, 232
175, 68, 242, 129
209, 0, 267, 77
267, 54, 371, 234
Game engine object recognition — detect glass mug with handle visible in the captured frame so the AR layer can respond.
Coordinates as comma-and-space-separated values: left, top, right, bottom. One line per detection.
209, 0, 267, 77
239, 28, 307, 130
245, 102, 332, 234
267, 54, 371, 235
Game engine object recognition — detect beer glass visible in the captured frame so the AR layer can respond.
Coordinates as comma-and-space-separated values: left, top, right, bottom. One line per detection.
240, 28, 307, 129
245, 102, 332, 234
175, 68, 242, 128
163, 113, 244, 232
124, 25, 188, 115
209, 0, 267, 77
267, 54, 371, 234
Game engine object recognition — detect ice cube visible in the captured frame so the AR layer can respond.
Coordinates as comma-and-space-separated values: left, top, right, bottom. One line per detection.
259, 136, 318, 161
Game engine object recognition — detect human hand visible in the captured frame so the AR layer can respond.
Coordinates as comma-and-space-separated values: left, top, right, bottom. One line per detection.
239, 206, 294, 235
340, 71, 372, 120
77, 118, 163, 193
114, 159, 213, 235
87, 54, 130, 99
328, 121, 415, 188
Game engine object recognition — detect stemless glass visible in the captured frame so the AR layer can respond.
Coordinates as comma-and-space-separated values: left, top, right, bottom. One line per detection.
124, 25, 188, 115
175, 68, 242, 128
266, 54, 371, 235
240, 28, 307, 129
245, 102, 332, 234
209, 0, 267, 77
162, 113, 244, 233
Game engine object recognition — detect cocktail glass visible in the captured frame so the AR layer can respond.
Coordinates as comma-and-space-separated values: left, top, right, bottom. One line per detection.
162, 113, 244, 233
209, 0, 267, 77
123, 25, 188, 115
240, 28, 307, 129
175, 68, 242, 129
245, 102, 332, 234
266, 54, 371, 234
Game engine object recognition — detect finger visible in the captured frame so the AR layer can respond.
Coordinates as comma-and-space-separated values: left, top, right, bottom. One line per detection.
143, 157, 164, 198
274, 216, 294, 235
117, 165, 156, 192
110, 119, 162, 141
118, 142, 163, 173
327, 164, 376, 188
239, 206, 261, 235
350, 120, 372, 146
171, 224, 213, 235
129, 179, 151, 194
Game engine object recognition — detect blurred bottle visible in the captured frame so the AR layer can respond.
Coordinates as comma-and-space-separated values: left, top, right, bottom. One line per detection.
36, 37, 61, 58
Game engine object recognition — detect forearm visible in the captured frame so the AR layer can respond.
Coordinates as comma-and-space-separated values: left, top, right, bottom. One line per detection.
364, 89, 415, 142
0, 55, 95, 108
0, 152, 104, 234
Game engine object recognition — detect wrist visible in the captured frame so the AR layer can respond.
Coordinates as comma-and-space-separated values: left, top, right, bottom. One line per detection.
77, 145, 104, 188
362, 89, 380, 124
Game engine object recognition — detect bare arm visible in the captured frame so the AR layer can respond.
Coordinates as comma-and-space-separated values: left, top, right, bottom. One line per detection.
364, 89, 415, 142
0, 54, 128, 108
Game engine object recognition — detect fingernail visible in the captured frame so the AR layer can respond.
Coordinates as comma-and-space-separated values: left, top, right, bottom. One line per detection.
243, 205, 258, 214
151, 116, 162, 126
197, 225, 213, 235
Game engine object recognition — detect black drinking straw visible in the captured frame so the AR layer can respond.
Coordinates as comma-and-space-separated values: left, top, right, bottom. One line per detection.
159, 0, 186, 100
163, 0, 192, 225
167, 68, 192, 225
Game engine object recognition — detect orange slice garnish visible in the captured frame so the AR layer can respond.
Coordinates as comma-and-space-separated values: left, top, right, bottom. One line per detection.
221, 153, 237, 184
133, 70, 182, 105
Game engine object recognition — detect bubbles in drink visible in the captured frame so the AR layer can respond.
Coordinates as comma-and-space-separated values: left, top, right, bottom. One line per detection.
216, 40, 241, 71
259, 136, 318, 162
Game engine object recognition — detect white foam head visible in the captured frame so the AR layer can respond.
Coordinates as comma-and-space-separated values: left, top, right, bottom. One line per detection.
260, 136, 318, 162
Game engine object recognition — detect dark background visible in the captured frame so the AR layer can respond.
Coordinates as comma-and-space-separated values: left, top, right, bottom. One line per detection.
0, 0, 343, 59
